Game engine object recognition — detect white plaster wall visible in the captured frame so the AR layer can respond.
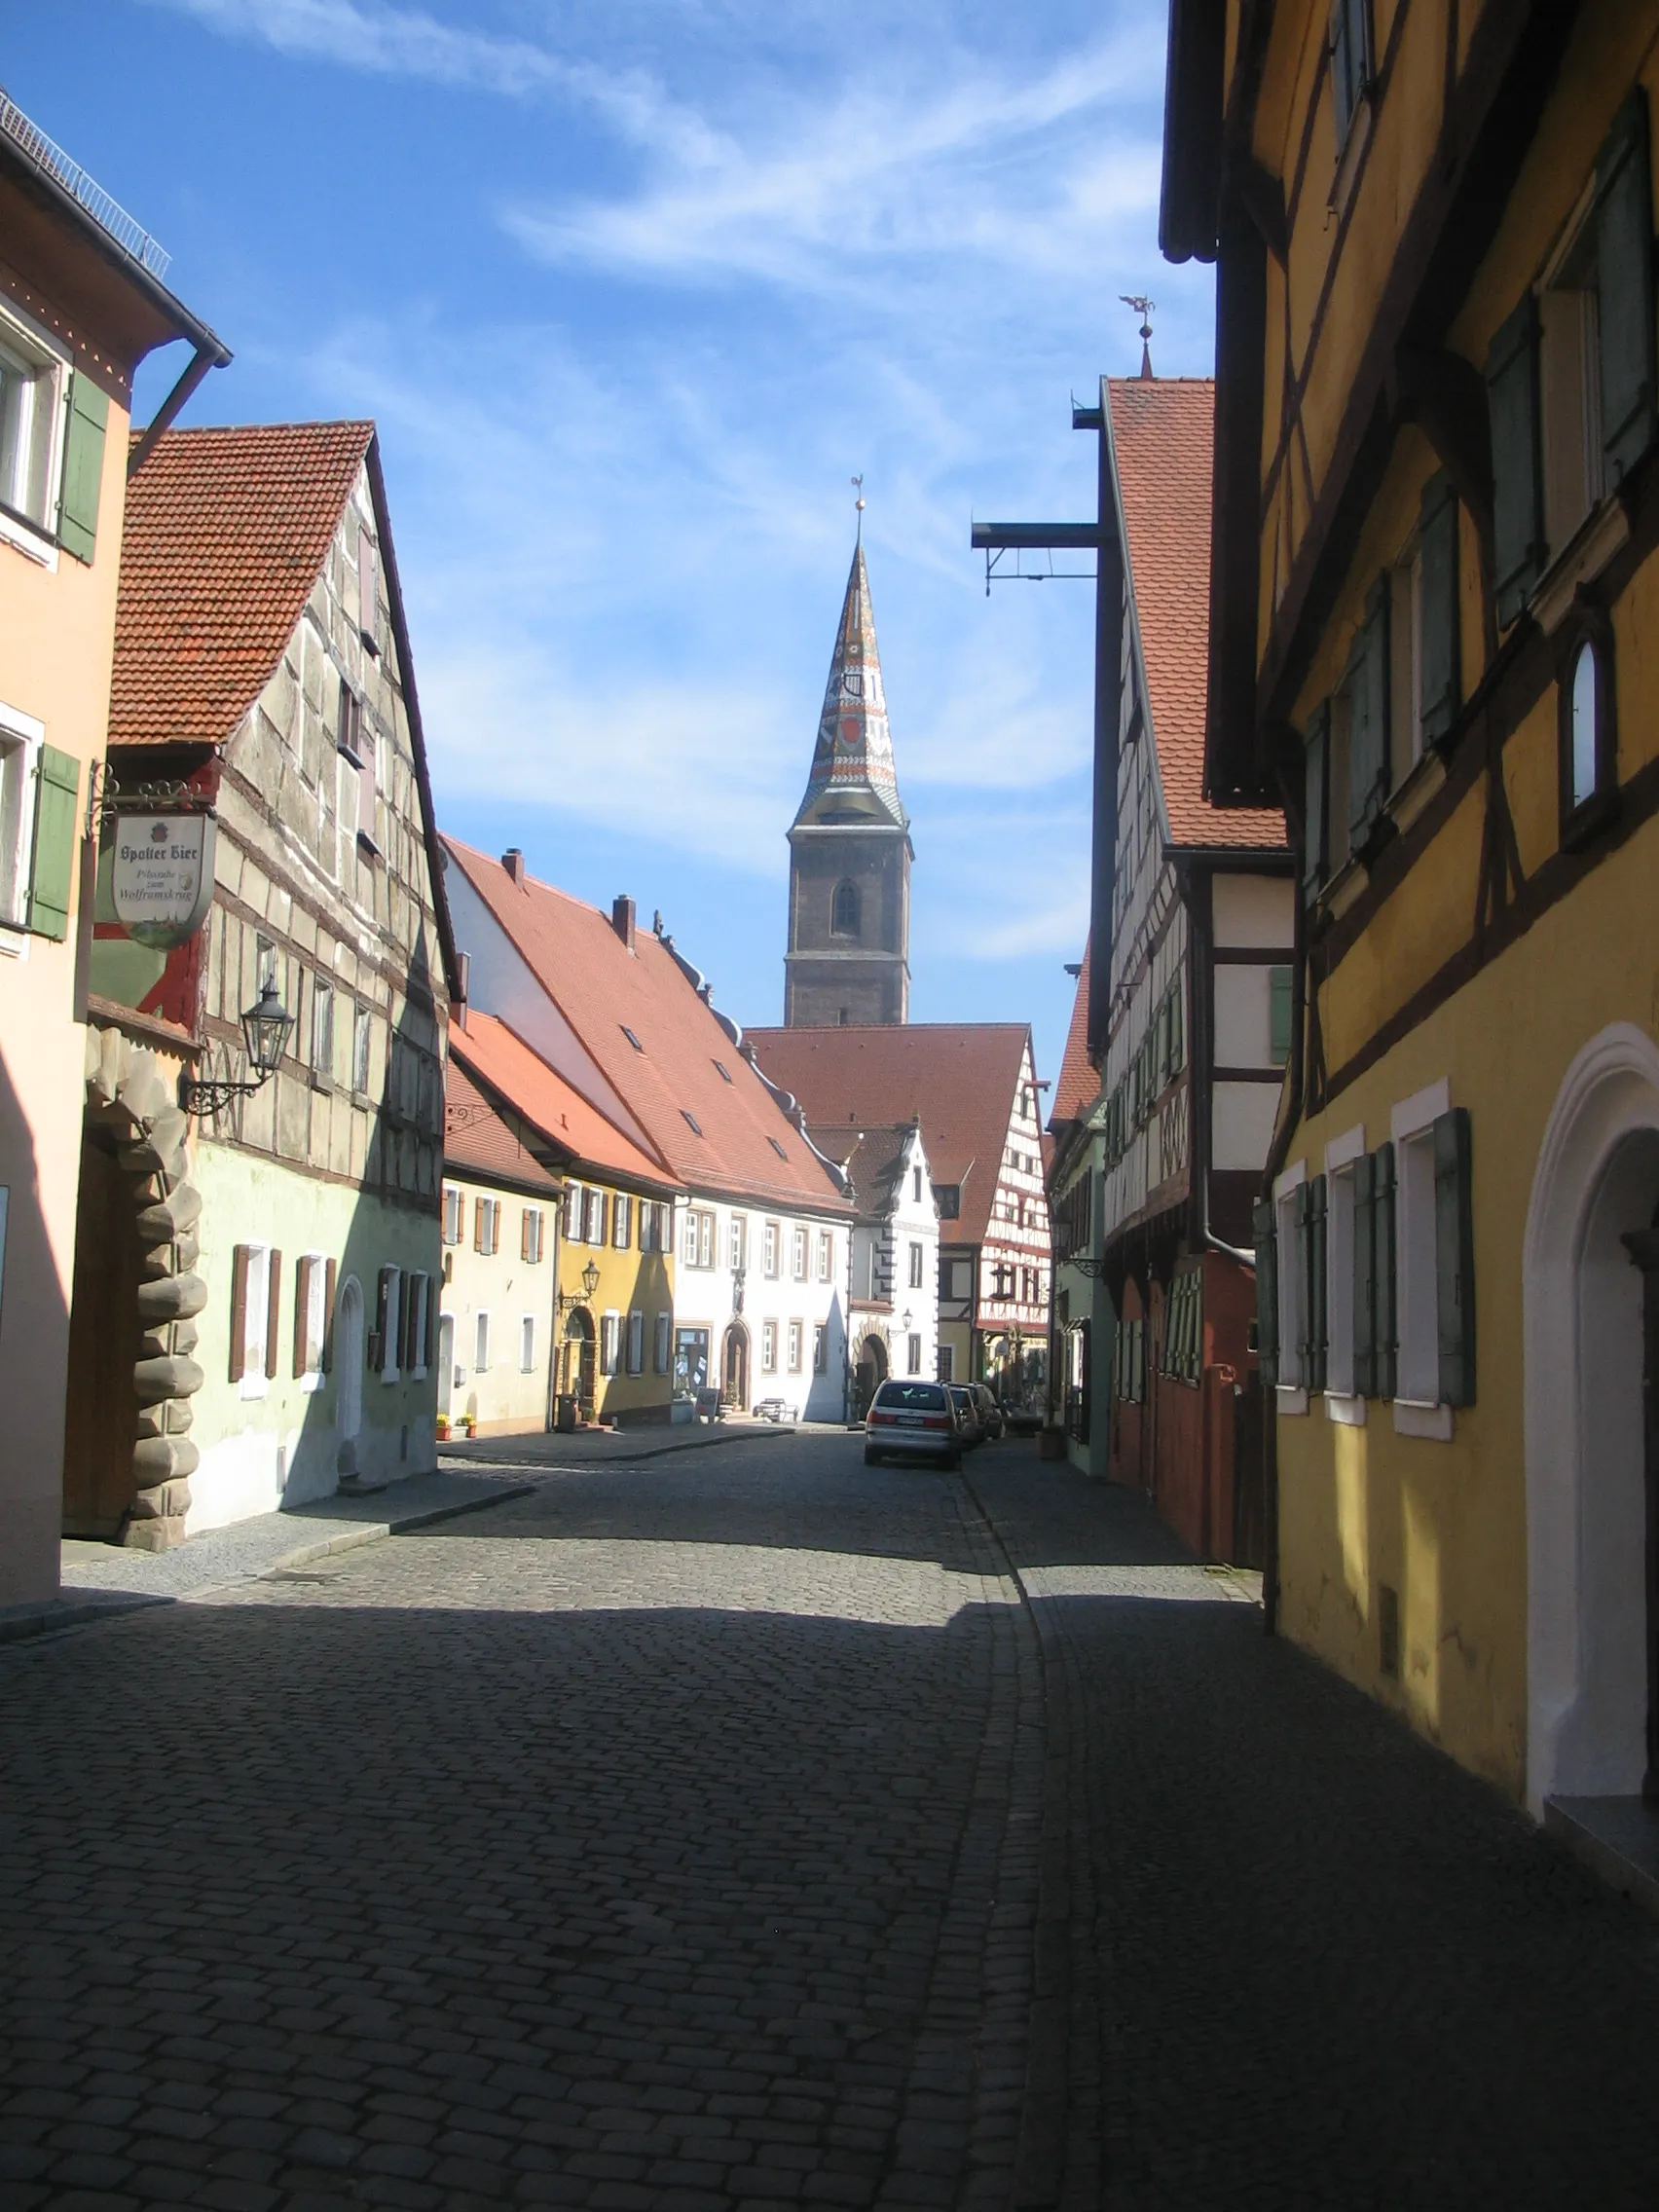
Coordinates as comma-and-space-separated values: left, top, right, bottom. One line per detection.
439, 1172, 558, 1433
1213, 873, 1295, 947
1211, 1082, 1282, 1172
887, 1127, 940, 1383
670, 1194, 847, 1419
1214, 964, 1275, 1068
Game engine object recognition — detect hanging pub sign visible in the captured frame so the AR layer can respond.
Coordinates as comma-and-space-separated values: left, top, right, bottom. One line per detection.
109, 811, 217, 950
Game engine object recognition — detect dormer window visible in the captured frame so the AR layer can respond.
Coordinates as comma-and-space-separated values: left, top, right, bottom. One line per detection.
713, 1058, 733, 1083
621, 1025, 644, 1052
830, 880, 861, 938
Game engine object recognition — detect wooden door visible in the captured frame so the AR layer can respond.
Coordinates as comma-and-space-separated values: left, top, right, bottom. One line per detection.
1623, 1228, 1659, 1801
62, 1130, 142, 1536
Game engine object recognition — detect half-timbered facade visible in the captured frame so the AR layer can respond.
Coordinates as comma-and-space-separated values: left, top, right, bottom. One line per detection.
1164, 0, 1659, 1809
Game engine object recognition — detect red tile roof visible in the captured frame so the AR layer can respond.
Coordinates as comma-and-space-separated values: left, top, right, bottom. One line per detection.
744, 1024, 1033, 1248
1050, 942, 1096, 1129
112, 422, 374, 749
443, 839, 852, 1216
1107, 380, 1287, 852
444, 1056, 563, 1195
449, 1014, 682, 1196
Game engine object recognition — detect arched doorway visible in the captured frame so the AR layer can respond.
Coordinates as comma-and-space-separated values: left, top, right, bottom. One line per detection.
721, 1323, 750, 1412
855, 1331, 888, 1418
1526, 1024, 1659, 1812
336, 1275, 364, 1474
561, 1309, 596, 1417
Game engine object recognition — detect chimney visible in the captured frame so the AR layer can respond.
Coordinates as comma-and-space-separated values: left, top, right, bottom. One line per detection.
502, 848, 526, 887
454, 950, 470, 1031
611, 894, 636, 951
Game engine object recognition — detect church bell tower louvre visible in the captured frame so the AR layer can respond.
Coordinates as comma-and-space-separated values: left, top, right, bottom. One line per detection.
784, 507, 912, 1029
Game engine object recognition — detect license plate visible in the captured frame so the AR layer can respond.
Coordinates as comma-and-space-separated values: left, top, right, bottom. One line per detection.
897, 1414, 924, 1427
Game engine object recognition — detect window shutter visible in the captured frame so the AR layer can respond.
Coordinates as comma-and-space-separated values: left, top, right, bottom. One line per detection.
57, 371, 108, 565
265, 1249, 282, 1380
324, 1257, 338, 1374
1418, 470, 1460, 749
1487, 293, 1545, 625
1307, 1175, 1328, 1393
1434, 1107, 1476, 1406
1269, 966, 1294, 1065
1596, 92, 1659, 489
294, 1255, 313, 1379
425, 1271, 438, 1370
1253, 1198, 1278, 1388
229, 1244, 250, 1382
26, 744, 80, 941
1303, 704, 1329, 903
1372, 1143, 1397, 1401
376, 1266, 392, 1372
522, 1208, 532, 1262
1352, 1153, 1376, 1398
358, 526, 378, 650
1348, 574, 1390, 845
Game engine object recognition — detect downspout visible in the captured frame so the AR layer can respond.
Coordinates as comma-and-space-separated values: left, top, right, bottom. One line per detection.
128, 340, 226, 478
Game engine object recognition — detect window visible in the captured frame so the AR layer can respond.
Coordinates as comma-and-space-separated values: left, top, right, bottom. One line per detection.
640, 1199, 668, 1253
230, 1242, 277, 1398
813, 1323, 828, 1375
763, 1221, 780, 1277
938, 1345, 954, 1383
728, 1215, 746, 1271
830, 879, 860, 937
1329, 0, 1371, 150
935, 1185, 961, 1221
1272, 1166, 1309, 1399
817, 1230, 832, 1282
1391, 1084, 1475, 1432
311, 979, 335, 1079
0, 311, 92, 559
654, 1312, 672, 1375
787, 1319, 803, 1373
682, 1110, 703, 1136
357, 524, 379, 653
442, 1187, 463, 1245
768, 1136, 789, 1161
612, 1194, 633, 1250
792, 1226, 807, 1281
292, 1253, 329, 1387
1560, 622, 1616, 836
475, 1310, 491, 1374
598, 1312, 618, 1375
404, 1272, 430, 1380
714, 1058, 733, 1083
907, 1241, 924, 1291
621, 1025, 644, 1052
912, 1167, 923, 1202
520, 1315, 536, 1373
352, 1005, 372, 1094
683, 1208, 716, 1269
1323, 1128, 1366, 1413
584, 1188, 608, 1245
627, 1310, 645, 1375
906, 1334, 922, 1377
474, 1197, 499, 1256
522, 1206, 545, 1264
564, 1183, 583, 1241
761, 1319, 778, 1373
0, 704, 46, 933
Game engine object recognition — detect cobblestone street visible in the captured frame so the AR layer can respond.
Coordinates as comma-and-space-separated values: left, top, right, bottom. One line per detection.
6, 1436, 1659, 2211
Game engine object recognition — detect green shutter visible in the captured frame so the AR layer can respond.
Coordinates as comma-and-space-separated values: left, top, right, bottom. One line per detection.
1418, 470, 1461, 748
1353, 1152, 1377, 1398
1307, 1174, 1328, 1394
1486, 293, 1545, 625
1303, 703, 1329, 903
1253, 1196, 1278, 1388
1269, 966, 1293, 1066
58, 373, 108, 567
1434, 1108, 1476, 1407
27, 745, 80, 940
1598, 91, 1657, 487
1347, 574, 1390, 846
1373, 1141, 1397, 1402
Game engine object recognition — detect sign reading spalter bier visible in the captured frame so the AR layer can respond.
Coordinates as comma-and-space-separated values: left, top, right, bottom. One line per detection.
110, 813, 216, 950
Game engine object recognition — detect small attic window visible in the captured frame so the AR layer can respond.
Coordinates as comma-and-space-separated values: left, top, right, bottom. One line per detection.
713, 1059, 733, 1083
621, 1026, 644, 1052
768, 1136, 788, 1160
682, 1110, 702, 1136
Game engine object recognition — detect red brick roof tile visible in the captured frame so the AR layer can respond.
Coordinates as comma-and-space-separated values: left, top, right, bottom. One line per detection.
744, 1024, 1033, 1249
1107, 380, 1287, 852
444, 1055, 564, 1195
112, 421, 374, 748
1050, 942, 1096, 1129
450, 1014, 682, 1196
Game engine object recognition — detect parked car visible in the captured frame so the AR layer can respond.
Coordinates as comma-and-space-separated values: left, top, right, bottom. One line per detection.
753, 1396, 797, 1424
970, 1384, 1005, 1441
947, 1383, 984, 1449
1001, 1399, 1043, 1436
865, 1379, 961, 1469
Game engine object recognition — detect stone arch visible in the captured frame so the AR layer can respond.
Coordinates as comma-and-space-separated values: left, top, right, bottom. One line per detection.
1524, 1022, 1659, 1813
82, 1026, 207, 1550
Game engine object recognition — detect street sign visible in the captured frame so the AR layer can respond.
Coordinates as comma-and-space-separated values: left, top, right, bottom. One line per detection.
109, 811, 216, 950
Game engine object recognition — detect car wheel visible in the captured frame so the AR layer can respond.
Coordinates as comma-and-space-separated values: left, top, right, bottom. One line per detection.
942, 1449, 961, 1471
863, 1447, 879, 1465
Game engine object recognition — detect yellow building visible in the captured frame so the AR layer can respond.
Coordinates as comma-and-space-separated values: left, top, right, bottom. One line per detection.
445, 1013, 682, 1431
0, 99, 227, 1604
1163, 0, 1659, 1817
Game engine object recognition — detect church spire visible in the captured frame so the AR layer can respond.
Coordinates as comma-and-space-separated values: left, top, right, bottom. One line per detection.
793, 535, 906, 831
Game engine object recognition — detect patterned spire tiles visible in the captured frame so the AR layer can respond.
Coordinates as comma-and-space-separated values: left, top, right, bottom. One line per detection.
794, 542, 906, 830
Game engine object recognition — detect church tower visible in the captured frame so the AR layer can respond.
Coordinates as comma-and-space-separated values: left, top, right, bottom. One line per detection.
784, 535, 911, 1027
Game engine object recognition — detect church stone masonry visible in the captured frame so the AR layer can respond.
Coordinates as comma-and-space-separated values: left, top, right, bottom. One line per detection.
785, 540, 912, 1028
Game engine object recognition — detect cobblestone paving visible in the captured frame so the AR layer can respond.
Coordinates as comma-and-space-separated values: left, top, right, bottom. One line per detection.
0, 1439, 1042, 2212
967, 1457, 1659, 2212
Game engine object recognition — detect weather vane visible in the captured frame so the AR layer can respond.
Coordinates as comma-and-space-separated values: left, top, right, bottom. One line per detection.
852, 473, 866, 542
1121, 294, 1156, 380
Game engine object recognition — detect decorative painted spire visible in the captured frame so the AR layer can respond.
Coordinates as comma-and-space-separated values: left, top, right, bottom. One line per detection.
793, 535, 905, 830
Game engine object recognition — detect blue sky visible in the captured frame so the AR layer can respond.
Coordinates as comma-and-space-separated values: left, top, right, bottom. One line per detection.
8, 0, 1213, 1091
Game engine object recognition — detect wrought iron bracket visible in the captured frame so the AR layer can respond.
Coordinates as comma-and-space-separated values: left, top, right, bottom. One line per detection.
87, 763, 216, 842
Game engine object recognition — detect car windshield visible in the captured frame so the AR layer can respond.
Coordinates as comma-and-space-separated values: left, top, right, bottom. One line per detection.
873, 1382, 947, 1412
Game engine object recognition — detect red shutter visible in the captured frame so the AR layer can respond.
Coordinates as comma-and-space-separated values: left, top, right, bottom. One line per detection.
358, 525, 378, 649
474, 1198, 484, 1253
229, 1245, 249, 1382
324, 1258, 338, 1373
294, 1255, 313, 1378
522, 1208, 532, 1262
266, 1249, 282, 1379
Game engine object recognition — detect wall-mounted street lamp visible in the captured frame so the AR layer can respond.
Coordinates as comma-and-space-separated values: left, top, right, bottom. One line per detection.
558, 1258, 602, 1316
180, 980, 294, 1116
